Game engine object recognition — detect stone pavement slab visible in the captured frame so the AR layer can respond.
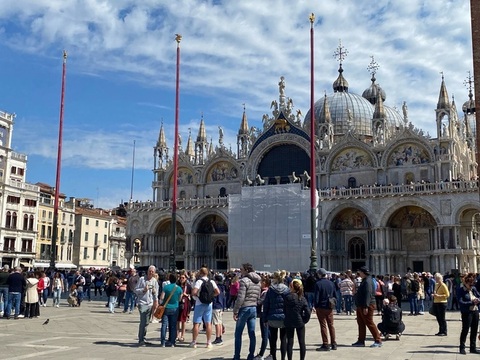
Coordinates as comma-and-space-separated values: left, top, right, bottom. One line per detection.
0, 299, 471, 360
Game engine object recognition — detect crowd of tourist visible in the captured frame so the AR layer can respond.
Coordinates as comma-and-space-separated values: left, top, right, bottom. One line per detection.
1, 263, 480, 357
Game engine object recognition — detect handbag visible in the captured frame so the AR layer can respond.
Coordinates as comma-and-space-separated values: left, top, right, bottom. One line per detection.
153, 285, 178, 319
428, 305, 436, 316
329, 297, 337, 309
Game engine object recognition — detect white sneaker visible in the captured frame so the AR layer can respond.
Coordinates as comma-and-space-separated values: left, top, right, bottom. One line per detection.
56, 305, 59, 308
17, 314, 25, 318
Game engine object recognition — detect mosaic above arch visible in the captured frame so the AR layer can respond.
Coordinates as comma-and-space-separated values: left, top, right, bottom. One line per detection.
388, 206, 436, 228
207, 161, 239, 182
331, 148, 373, 172
170, 167, 194, 185
388, 143, 430, 166
332, 208, 371, 230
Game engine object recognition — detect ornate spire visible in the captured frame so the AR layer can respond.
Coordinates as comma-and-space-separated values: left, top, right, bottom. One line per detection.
437, 72, 450, 109
239, 103, 249, 135
332, 40, 349, 93
362, 55, 386, 105
157, 119, 167, 148
185, 128, 194, 157
208, 137, 214, 156
320, 92, 331, 123
197, 114, 207, 142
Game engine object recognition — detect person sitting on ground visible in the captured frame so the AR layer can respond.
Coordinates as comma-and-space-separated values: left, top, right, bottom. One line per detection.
377, 295, 405, 340
67, 285, 78, 307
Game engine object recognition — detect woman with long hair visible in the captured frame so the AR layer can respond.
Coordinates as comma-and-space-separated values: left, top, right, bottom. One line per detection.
176, 270, 192, 342
432, 272, 449, 336
52, 272, 63, 308
25, 272, 40, 318
106, 276, 119, 314
457, 273, 480, 354
263, 270, 289, 360
283, 278, 310, 360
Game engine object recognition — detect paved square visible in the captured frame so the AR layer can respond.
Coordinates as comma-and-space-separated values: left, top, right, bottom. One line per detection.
0, 299, 468, 359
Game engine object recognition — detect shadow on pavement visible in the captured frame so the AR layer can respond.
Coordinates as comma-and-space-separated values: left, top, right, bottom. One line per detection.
94, 341, 139, 348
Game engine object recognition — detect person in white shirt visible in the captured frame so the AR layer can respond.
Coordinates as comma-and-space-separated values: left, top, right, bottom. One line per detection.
189, 267, 220, 349
134, 265, 159, 346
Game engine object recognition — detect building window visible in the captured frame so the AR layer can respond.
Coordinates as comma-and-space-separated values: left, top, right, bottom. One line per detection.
69, 230, 73, 243
41, 225, 46, 238
62, 213, 65, 222
18, 168, 24, 176
105, 222, 108, 228
61, 229, 65, 243
70, 214, 73, 223
24, 199, 36, 207
10, 166, 16, 175
84, 232, 89, 242
104, 234, 107, 244
95, 220, 99, 227
3, 237, 15, 252
7, 195, 20, 204
93, 249, 97, 260
86, 218, 89, 225
102, 249, 106, 261
60, 245, 64, 261
23, 214, 28, 230
47, 226, 52, 239
40, 243, 51, 260
28, 215, 34, 231
5, 211, 11, 228
48, 211, 52, 220
83, 247, 88, 260
21, 239, 32, 252
42, 210, 46, 219
94, 233, 98, 245
11, 212, 17, 229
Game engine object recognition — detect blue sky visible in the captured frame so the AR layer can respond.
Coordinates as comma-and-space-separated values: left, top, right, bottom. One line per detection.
0, 0, 474, 209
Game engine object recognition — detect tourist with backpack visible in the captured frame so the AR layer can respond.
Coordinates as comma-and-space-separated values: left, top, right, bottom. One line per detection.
407, 274, 419, 315
377, 295, 405, 340
232, 263, 261, 360
189, 266, 220, 349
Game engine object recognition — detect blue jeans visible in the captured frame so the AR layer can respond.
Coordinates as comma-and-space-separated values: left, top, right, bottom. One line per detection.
343, 294, 353, 313
335, 289, 342, 313
305, 292, 314, 310
161, 307, 179, 345
0, 286, 8, 313
234, 306, 257, 360
6, 292, 21, 317
138, 304, 153, 343
408, 293, 418, 314
77, 289, 84, 305
109, 296, 117, 313
258, 317, 269, 357
52, 288, 62, 306
417, 298, 425, 313
84, 285, 91, 301
124, 291, 136, 312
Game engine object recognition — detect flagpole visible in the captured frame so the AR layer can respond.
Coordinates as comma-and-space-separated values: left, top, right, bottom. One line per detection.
309, 14, 318, 271
130, 140, 136, 201
170, 34, 182, 273
50, 50, 67, 269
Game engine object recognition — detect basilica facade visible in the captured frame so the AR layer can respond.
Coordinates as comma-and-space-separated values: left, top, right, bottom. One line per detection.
127, 56, 479, 275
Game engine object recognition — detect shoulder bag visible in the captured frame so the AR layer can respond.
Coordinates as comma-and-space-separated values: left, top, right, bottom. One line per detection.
153, 285, 178, 319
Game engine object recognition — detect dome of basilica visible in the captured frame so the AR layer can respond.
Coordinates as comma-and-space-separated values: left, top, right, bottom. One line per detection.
304, 66, 404, 137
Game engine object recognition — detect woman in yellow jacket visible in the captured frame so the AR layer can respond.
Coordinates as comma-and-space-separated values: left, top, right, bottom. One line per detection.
432, 272, 450, 336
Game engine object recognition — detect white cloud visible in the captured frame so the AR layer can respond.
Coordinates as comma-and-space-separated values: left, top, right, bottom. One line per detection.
1, 0, 475, 176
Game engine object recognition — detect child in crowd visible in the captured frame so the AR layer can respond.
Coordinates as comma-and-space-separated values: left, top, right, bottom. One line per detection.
212, 274, 226, 345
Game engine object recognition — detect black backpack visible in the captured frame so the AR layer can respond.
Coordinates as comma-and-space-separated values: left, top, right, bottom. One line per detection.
410, 280, 419, 292
198, 279, 215, 304
387, 306, 402, 325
